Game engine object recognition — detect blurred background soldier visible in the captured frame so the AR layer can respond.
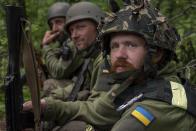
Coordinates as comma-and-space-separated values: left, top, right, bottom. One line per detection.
40, 2, 74, 97
41, 2, 104, 130
42, 2, 70, 47
42, 1, 104, 100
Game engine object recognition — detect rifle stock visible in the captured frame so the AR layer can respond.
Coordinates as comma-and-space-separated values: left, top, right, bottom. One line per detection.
4, 5, 26, 131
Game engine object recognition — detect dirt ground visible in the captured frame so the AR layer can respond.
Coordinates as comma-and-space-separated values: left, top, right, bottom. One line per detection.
0, 116, 6, 131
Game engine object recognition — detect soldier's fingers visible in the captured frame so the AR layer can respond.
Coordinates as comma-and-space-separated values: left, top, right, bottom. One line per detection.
42, 31, 59, 44
42, 31, 53, 43
22, 101, 33, 112
44, 30, 53, 36
50, 30, 59, 34
40, 99, 46, 113
47, 31, 60, 40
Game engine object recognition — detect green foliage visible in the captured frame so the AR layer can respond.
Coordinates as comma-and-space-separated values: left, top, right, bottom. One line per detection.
152, 0, 196, 86
0, 89, 5, 116
0, 0, 196, 117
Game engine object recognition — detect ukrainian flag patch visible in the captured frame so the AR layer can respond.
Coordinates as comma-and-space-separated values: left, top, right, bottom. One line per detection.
102, 66, 109, 73
131, 106, 154, 126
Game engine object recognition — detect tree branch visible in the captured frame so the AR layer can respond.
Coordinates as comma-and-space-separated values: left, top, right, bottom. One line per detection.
177, 59, 196, 71
169, 4, 196, 21
182, 30, 196, 39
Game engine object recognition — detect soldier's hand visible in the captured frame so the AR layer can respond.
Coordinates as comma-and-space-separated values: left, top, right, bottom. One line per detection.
23, 99, 46, 113
42, 30, 60, 47
23, 101, 33, 112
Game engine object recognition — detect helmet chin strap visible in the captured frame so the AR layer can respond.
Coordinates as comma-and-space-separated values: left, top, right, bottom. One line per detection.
103, 50, 111, 70
143, 47, 157, 78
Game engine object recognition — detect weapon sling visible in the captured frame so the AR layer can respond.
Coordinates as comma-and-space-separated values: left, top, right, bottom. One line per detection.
21, 18, 41, 131
67, 58, 90, 101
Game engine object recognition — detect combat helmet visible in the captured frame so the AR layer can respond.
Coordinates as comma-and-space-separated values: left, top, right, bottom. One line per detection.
47, 2, 70, 25
65, 2, 104, 34
99, 0, 180, 75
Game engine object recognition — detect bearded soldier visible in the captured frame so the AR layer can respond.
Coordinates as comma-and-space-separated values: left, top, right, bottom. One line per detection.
23, 1, 196, 131
42, 2, 70, 47
41, 2, 74, 95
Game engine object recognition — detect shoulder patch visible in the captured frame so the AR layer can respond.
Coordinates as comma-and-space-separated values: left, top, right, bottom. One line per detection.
102, 66, 109, 73
131, 106, 154, 126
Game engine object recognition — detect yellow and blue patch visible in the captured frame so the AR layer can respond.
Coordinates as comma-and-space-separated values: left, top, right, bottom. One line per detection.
131, 106, 154, 126
102, 66, 109, 73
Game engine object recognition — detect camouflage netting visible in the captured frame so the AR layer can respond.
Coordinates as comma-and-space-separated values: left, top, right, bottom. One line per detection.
99, 0, 180, 54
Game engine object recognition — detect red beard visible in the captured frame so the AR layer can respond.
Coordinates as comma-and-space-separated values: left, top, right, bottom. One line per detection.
110, 59, 135, 73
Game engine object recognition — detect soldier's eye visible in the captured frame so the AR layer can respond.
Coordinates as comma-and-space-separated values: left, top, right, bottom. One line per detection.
78, 25, 86, 30
56, 20, 64, 25
69, 28, 73, 33
111, 43, 119, 49
126, 43, 136, 48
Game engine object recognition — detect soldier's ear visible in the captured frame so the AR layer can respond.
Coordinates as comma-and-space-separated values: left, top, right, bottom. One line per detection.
150, 49, 164, 67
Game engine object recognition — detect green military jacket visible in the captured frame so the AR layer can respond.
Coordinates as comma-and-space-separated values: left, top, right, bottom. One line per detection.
49, 52, 103, 101
42, 61, 196, 131
112, 99, 196, 131
42, 40, 102, 100
42, 40, 82, 79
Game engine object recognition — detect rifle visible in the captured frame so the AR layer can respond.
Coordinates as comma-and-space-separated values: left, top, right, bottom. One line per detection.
4, 5, 26, 131
4, 4, 41, 131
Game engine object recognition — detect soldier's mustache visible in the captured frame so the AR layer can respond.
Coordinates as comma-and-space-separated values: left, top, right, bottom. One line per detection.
110, 59, 135, 73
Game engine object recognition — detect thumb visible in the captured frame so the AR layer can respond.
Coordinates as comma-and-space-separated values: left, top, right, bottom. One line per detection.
23, 101, 33, 112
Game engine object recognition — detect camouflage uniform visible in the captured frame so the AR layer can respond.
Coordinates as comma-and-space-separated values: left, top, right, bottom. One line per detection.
42, 2, 104, 98
42, 2, 71, 96
42, 2, 104, 131
41, 1, 196, 131
42, 40, 81, 97
42, 41, 102, 99
100, 1, 196, 131
42, 60, 196, 131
